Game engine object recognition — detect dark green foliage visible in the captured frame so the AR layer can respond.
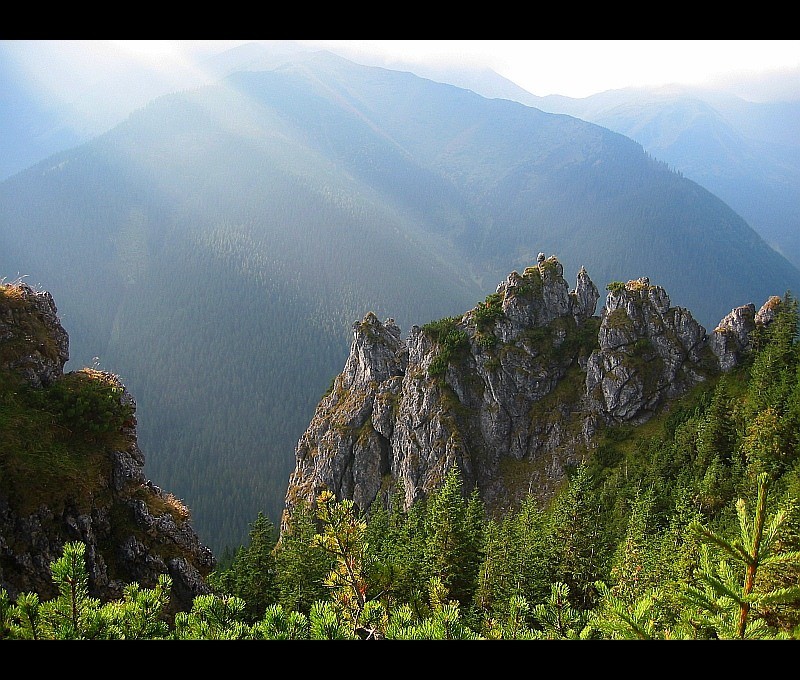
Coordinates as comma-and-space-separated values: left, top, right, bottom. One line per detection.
0, 367, 133, 513
365, 487, 431, 614
28, 370, 133, 435
272, 501, 333, 615
420, 316, 462, 343
742, 294, 800, 480
423, 317, 470, 377
545, 463, 611, 609
473, 292, 504, 333
681, 473, 800, 639
4, 447, 800, 638
606, 281, 626, 294
1, 542, 172, 640
208, 512, 279, 623
474, 495, 552, 622
423, 467, 485, 609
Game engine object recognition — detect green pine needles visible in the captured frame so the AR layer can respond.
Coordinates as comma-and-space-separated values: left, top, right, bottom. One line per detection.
2, 469, 800, 639
681, 473, 800, 639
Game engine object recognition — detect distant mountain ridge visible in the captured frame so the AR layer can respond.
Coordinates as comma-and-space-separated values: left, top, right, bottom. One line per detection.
4, 41, 797, 267
405, 58, 800, 271
1, 51, 798, 554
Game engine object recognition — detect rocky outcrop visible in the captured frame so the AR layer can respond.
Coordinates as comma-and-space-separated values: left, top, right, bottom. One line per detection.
284, 257, 780, 527
0, 282, 68, 387
0, 282, 214, 615
584, 277, 715, 425
708, 303, 757, 372
285, 256, 601, 523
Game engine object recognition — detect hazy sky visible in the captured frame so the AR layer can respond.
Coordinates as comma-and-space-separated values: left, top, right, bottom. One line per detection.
105, 39, 800, 100
298, 40, 800, 98
3, 39, 799, 103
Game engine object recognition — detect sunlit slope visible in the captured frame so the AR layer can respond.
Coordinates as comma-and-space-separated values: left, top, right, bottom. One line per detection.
265, 54, 799, 323
0, 70, 483, 553
1, 52, 798, 554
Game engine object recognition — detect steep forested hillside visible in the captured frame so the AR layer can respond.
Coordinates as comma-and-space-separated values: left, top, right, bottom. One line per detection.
521, 89, 800, 271
1, 51, 798, 554
202, 293, 800, 639
350, 52, 800, 271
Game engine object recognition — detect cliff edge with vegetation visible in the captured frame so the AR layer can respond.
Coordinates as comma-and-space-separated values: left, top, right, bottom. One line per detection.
0, 280, 214, 615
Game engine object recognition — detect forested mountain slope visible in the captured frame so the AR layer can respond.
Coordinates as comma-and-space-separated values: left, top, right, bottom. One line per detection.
3, 271, 799, 640
512, 87, 800, 271
401, 57, 800, 271
1, 51, 797, 554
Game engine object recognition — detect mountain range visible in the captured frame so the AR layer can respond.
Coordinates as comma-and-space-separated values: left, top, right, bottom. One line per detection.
402, 57, 800, 271
4, 41, 798, 270
1, 45, 798, 554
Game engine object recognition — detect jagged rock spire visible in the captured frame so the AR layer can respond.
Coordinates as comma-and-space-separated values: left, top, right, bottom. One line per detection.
283, 261, 779, 533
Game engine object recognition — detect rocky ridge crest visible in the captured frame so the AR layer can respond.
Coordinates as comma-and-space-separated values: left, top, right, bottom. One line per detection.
284, 256, 780, 525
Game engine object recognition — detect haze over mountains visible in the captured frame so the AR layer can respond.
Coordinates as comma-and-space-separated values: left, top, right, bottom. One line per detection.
2, 42, 798, 554
376, 50, 800, 271
3, 41, 798, 268
523, 89, 800, 270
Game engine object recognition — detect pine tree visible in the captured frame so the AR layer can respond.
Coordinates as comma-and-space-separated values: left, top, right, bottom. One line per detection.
388, 493, 431, 612
364, 484, 424, 612
531, 581, 591, 639
482, 594, 538, 640
35, 541, 107, 639
208, 511, 279, 622
745, 294, 798, 426
273, 500, 332, 615
2, 541, 173, 640
424, 466, 484, 608
546, 462, 609, 609
172, 594, 251, 640
609, 486, 661, 603
311, 489, 379, 638
682, 472, 800, 639
384, 577, 482, 640
250, 604, 310, 640
475, 494, 551, 621
584, 580, 665, 639
100, 576, 172, 639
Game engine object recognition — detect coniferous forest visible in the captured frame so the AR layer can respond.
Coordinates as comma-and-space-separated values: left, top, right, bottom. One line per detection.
3, 295, 799, 639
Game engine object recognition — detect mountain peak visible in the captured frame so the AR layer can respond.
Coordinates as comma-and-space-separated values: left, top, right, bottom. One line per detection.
284, 263, 781, 529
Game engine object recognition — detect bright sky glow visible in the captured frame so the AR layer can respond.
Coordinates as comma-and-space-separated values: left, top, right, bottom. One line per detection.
5, 40, 799, 104
292, 40, 800, 98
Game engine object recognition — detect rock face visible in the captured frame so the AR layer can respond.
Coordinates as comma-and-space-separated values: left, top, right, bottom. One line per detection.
0, 282, 69, 387
0, 282, 214, 615
708, 303, 757, 372
584, 277, 713, 425
284, 257, 780, 526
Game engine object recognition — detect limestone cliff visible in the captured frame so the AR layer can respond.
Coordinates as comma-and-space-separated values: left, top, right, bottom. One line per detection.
284, 256, 779, 525
0, 281, 214, 615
